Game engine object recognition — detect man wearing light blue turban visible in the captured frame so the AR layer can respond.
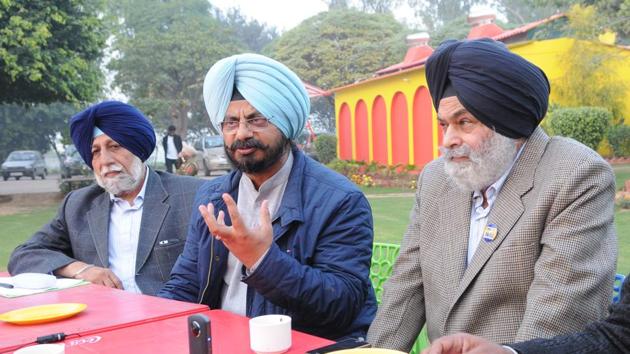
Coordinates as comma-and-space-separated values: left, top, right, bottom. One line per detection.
9, 101, 203, 296
160, 54, 377, 341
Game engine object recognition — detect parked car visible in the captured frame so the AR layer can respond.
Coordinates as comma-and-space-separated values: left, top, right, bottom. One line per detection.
1, 150, 47, 181
193, 135, 232, 176
62, 145, 89, 179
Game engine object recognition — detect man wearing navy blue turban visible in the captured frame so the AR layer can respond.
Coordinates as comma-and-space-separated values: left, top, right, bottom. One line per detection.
9, 101, 203, 296
159, 54, 377, 341
368, 39, 617, 351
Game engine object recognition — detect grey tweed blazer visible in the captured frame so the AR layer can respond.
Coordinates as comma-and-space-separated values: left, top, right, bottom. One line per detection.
8, 168, 203, 295
367, 128, 618, 351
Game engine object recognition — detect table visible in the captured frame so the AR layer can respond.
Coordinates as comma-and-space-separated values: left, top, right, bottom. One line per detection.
58, 310, 335, 353
0, 284, 208, 353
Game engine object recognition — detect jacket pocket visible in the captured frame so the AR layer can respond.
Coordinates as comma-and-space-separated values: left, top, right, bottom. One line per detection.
154, 240, 185, 281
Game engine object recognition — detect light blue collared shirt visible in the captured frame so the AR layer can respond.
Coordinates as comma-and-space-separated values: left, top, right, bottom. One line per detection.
107, 166, 149, 293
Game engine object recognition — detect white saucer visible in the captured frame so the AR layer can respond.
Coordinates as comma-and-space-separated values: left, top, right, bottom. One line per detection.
12, 273, 57, 289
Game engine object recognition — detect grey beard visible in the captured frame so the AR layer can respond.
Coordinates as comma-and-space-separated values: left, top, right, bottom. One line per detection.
441, 132, 519, 192
95, 156, 145, 196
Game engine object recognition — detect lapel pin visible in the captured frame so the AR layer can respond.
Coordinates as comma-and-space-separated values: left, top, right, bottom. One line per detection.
482, 223, 498, 243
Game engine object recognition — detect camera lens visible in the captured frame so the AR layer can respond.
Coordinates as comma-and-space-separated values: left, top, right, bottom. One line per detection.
191, 320, 201, 337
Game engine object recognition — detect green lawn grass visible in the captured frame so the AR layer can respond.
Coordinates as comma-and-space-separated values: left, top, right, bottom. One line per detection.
613, 164, 630, 191
0, 206, 57, 272
1, 168, 628, 275
367, 193, 630, 275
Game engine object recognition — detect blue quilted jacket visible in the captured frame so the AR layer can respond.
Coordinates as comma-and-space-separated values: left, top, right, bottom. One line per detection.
159, 148, 376, 340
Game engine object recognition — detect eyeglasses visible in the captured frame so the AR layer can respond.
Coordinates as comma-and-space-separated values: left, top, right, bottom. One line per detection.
220, 116, 271, 133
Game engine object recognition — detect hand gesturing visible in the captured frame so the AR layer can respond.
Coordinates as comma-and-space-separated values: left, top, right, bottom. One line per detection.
198, 193, 273, 268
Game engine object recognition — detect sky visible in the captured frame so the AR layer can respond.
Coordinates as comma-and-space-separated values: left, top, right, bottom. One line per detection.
209, 0, 499, 33
209, 0, 420, 32
210, 0, 330, 32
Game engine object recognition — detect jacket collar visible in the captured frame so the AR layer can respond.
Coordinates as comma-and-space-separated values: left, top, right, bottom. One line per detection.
86, 167, 169, 271
444, 127, 550, 317
215, 146, 307, 232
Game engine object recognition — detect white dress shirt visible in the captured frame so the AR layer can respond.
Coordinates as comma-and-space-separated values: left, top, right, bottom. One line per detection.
467, 145, 525, 265
107, 167, 149, 293
166, 136, 178, 160
220, 152, 294, 315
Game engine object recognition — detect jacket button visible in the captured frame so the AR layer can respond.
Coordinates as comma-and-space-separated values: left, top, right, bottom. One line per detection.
215, 256, 220, 262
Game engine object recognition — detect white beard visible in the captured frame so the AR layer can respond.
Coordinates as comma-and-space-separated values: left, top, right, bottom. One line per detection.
441, 131, 519, 192
95, 155, 145, 196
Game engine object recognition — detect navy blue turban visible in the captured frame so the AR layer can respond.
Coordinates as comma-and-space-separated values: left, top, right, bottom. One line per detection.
70, 101, 156, 169
426, 38, 550, 138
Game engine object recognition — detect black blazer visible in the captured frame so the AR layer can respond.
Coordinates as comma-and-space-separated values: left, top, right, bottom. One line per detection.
511, 275, 630, 353
162, 134, 183, 159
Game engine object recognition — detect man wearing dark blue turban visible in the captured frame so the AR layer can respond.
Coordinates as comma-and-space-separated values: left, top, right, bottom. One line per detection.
368, 39, 617, 351
9, 101, 203, 296
159, 54, 377, 341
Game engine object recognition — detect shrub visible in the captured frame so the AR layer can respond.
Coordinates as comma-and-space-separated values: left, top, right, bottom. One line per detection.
607, 124, 630, 157
314, 134, 337, 164
59, 178, 95, 195
549, 107, 611, 150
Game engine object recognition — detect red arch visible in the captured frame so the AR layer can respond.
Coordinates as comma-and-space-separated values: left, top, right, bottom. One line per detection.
338, 103, 352, 160
412, 87, 434, 167
372, 96, 388, 165
355, 100, 369, 162
391, 92, 409, 166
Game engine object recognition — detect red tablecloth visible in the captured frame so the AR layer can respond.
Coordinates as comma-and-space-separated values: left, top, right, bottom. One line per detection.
58, 309, 335, 354
0, 284, 208, 353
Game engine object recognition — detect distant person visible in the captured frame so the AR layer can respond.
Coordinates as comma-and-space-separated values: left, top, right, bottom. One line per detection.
367, 38, 617, 351
422, 274, 630, 353
9, 101, 203, 295
162, 125, 183, 173
159, 54, 377, 340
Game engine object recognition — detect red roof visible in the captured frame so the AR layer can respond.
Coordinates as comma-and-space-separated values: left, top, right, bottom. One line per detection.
303, 82, 331, 97
333, 13, 566, 90
376, 45, 434, 75
493, 13, 564, 41
467, 23, 504, 39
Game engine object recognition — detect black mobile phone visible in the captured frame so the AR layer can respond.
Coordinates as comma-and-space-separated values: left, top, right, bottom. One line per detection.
188, 314, 212, 354
306, 338, 370, 354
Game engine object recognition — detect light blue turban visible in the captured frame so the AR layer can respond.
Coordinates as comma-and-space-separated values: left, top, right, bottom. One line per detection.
202, 53, 310, 140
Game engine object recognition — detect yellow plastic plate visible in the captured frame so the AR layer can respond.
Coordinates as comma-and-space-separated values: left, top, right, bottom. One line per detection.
0, 303, 87, 325
330, 349, 407, 354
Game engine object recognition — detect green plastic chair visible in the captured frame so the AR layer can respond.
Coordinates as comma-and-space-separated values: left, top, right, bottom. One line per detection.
370, 242, 400, 304
371, 242, 430, 353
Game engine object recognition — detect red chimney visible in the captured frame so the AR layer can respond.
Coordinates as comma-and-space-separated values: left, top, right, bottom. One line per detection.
467, 11, 503, 39
403, 32, 433, 64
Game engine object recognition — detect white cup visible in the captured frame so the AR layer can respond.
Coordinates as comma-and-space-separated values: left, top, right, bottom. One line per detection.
14, 344, 65, 354
249, 314, 292, 354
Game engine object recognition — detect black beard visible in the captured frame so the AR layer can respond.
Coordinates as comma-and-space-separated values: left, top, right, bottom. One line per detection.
225, 137, 289, 173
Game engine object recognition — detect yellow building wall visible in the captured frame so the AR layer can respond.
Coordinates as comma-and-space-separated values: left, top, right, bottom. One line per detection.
334, 69, 439, 164
335, 37, 630, 165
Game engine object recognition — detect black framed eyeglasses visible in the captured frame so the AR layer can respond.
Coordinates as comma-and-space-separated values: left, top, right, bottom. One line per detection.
220, 116, 271, 133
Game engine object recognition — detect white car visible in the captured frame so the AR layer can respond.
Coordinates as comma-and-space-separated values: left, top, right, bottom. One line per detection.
193, 135, 232, 176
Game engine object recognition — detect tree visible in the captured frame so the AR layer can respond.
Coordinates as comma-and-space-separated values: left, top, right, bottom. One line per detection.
0, 0, 106, 104
0, 103, 76, 162
359, 0, 403, 13
407, 0, 482, 32
108, 0, 244, 137
553, 5, 628, 123
264, 9, 410, 89
213, 7, 278, 53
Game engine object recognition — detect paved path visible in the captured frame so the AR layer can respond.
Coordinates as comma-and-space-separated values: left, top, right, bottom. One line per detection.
0, 173, 222, 195
0, 174, 63, 195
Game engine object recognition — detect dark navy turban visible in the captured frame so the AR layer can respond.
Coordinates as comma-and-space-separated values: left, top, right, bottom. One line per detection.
426, 38, 550, 138
70, 101, 156, 169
